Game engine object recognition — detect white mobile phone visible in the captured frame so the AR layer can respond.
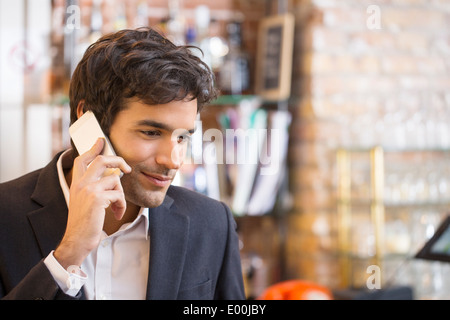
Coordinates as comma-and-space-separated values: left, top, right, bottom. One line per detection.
69, 110, 122, 176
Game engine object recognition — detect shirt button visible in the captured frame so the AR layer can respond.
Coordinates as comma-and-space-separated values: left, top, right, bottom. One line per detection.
102, 240, 110, 247
99, 294, 108, 300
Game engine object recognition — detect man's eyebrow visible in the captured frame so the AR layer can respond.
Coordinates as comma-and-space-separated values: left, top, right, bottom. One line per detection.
136, 119, 195, 134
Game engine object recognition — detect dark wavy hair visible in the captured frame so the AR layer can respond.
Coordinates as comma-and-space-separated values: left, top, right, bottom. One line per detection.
69, 27, 218, 135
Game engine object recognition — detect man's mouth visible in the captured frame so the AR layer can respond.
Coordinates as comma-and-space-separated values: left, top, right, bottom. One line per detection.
141, 172, 173, 188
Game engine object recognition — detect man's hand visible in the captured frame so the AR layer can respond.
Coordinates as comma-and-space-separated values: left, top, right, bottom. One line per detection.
54, 138, 132, 269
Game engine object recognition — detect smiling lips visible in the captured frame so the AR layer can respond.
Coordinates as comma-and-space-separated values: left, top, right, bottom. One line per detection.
141, 172, 173, 187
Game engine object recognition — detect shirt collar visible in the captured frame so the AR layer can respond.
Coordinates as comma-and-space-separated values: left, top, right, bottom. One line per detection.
56, 149, 149, 239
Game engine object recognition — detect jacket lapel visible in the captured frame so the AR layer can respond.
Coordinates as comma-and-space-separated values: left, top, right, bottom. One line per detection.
27, 152, 69, 258
146, 192, 189, 300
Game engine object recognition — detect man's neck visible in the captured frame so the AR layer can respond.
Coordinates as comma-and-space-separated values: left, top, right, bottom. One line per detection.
65, 167, 140, 236
104, 202, 140, 235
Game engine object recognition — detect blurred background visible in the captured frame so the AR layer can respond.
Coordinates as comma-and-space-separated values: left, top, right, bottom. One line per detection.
1, 0, 450, 299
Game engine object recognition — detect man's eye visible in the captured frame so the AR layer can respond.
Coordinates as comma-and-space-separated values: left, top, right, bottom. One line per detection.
177, 134, 191, 144
141, 130, 161, 137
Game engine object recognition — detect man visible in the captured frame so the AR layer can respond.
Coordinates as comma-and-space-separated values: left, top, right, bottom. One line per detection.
0, 28, 245, 300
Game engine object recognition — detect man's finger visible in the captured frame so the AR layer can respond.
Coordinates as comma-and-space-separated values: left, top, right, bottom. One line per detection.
72, 138, 105, 181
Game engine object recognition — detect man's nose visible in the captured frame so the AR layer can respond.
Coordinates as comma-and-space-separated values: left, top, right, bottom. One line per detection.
155, 139, 183, 170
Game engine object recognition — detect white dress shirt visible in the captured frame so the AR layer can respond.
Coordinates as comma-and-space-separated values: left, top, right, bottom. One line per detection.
44, 150, 150, 300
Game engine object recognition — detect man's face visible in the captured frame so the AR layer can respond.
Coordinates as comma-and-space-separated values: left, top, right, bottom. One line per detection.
109, 98, 198, 208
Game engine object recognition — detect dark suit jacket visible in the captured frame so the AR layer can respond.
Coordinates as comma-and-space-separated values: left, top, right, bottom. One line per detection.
0, 152, 245, 300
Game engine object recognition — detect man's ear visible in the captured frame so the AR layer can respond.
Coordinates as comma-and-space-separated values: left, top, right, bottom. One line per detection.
76, 100, 86, 119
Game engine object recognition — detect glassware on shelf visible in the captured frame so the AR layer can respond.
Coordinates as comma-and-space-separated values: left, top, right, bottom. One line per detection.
383, 152, 450, 205
336, 146, 450, 292
384, 218, 410, 255
332, 92, 450, 151
219, 20, 250, 96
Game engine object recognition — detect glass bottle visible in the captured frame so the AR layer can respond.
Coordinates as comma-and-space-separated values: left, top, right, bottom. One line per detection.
219, 20, 250, 96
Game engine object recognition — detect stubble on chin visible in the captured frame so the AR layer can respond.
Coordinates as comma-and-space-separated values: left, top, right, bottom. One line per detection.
120, 169, 169, 208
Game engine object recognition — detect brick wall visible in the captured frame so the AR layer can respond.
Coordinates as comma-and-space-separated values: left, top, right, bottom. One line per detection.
287, 0, 450, 289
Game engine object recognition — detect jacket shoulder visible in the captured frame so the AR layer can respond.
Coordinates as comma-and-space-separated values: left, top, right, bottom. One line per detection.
167, 185, 228, 212
0, 169, 42, 209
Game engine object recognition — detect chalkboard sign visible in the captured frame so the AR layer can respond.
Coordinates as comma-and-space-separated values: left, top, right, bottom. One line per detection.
255, 14, 294, 102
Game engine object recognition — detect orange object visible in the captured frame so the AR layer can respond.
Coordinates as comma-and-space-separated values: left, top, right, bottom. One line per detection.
257, 280, 333, 300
